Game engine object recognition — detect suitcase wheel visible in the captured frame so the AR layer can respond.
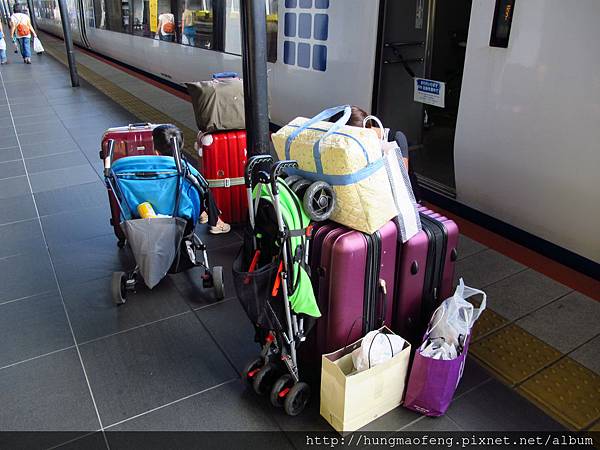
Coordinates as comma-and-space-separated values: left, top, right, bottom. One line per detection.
303, 181, 336, 222
290, 179, 311, 198
283, 175, 302, 187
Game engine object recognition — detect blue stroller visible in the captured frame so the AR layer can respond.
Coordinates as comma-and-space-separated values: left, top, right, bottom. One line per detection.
103, 138, 225, 305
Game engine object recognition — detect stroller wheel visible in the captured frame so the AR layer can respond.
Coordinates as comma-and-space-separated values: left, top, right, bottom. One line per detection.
252, 363, 278, 396
242, 357, 264, 384
284, 382, 311, 416
303, 181, 336, 222
291, 179, 311, 199
111, 271, 127, 305
283, 175, 302, 187
212, 266, 225, 299
270, 374, 294, 408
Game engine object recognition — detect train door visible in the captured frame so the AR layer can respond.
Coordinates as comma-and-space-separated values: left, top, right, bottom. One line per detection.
374, 0, 472, 196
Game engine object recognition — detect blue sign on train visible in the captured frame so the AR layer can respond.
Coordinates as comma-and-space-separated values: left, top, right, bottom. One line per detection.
414, 78, 446, 108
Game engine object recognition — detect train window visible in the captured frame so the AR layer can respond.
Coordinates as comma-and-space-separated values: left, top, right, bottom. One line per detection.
224, 0, 241, 54
179, 0, 215, 49
86, 0, 277, 62
34, 0, 59, 20
266, 0, 278, 62
490, 0, 515, 48
83, 0, 96, 27
92, 0, 106, 29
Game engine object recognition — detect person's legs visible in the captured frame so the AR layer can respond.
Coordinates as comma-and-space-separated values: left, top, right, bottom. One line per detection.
17, 38, 25, 60
204, 190, 231, 234
24, 36, 31, 63
17, 37, 31, 62
0, 49, 6, 64
205, 190, 220, 227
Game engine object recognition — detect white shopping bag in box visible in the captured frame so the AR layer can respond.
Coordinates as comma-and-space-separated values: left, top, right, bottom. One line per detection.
320, 326, 411, 433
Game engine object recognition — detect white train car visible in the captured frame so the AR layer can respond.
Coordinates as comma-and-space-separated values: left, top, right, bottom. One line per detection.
30, 0, 600, 277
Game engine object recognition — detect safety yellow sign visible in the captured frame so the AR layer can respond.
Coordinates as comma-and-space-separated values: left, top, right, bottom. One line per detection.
150, 0, 158, 33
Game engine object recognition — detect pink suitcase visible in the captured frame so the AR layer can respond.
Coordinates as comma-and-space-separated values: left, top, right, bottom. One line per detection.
308, 221, 398, 355
393, 208, 459, 341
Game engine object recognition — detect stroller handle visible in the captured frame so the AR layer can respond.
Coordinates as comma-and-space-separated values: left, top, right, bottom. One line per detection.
270, 160, 298, 194
170, 136, 185, 176
245, 155, 273, 188
103, 139, 116, 178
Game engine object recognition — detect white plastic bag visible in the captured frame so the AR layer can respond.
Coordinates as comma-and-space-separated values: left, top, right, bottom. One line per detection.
420, 278, 486, 360
351, 330, 406, 372
0, 38, 6, 51
33, 37, 44, 54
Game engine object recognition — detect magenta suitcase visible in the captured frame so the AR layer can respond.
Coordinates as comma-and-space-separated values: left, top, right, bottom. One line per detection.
309, 221, 398, 355
393, 207, 459, 340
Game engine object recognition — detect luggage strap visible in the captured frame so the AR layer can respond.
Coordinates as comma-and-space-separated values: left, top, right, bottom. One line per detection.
207, 177, 245, 188
287, 227, 312, 238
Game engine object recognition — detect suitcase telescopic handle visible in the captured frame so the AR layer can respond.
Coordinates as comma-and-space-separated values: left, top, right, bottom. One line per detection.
270, 160, 298, 194
103, 139, 115, 178
378, 279, 388, 327
128, 123, 151, 129
245, 155, 273, 188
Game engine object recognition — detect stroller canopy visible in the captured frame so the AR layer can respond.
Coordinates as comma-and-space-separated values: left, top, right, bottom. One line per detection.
256, 180, 320, 318
112, 156, 204, 224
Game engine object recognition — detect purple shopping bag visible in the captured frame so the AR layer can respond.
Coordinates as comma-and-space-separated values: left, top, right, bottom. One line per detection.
403, 279, 486, 416
403, 335, 470, 416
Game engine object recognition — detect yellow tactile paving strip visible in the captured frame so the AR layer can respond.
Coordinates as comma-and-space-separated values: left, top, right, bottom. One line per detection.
42, 41, 600, 433
471, 311, 600, 431
519, 358, 600, 430
43, 40, 198, 162
471, 324, 563, 385
471, 308, 509, 342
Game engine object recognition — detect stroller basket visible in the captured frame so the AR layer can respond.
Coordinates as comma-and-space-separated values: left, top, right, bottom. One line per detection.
232, 250, 283, 329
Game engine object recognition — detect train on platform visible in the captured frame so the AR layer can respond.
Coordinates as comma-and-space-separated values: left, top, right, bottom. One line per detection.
25, 0, 600, 276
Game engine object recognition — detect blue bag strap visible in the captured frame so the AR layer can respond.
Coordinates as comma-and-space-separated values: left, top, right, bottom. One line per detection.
212, 72, 239, 79
284, 105, 351, 161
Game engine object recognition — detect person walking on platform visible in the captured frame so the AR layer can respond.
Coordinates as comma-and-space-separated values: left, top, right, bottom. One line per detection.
0, 21, 7, 65
10, 4, 37, 64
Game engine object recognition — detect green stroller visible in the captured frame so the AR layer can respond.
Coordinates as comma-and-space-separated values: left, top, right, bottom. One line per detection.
233, 157, 335, 416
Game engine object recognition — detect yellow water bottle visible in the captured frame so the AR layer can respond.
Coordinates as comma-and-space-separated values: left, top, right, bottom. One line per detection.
137, 202, 157, 218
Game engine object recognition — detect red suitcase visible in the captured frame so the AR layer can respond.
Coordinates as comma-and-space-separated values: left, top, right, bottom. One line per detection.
392, 207, 459, 341
198, 131, 248, 224
308, 220, 399, 355
100, 123, 156, 244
